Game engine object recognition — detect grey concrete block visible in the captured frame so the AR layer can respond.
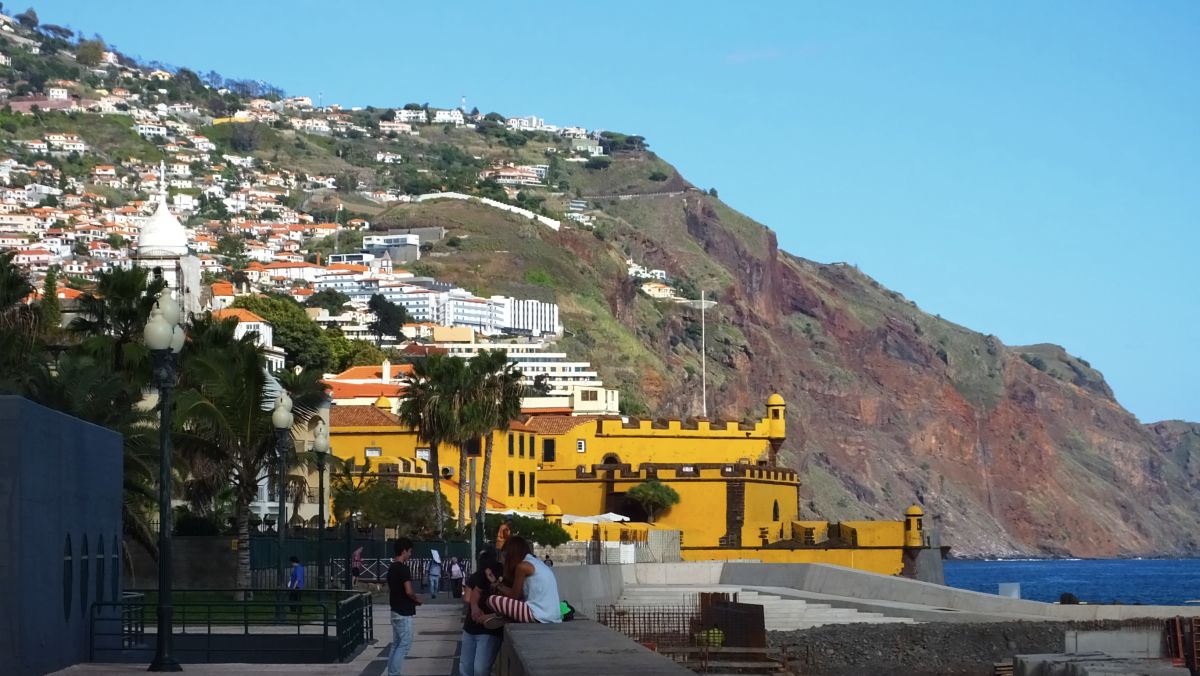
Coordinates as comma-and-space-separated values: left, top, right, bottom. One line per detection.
0, 397, 123, 676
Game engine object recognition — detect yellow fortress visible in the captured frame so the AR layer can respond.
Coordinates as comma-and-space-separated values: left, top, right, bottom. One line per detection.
327, 394, 945, 580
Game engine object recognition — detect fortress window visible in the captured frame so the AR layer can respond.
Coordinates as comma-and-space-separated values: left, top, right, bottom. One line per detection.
530, 473, 536, 496
773, 500, 780, 521
772, 409, 780, 419
543, 439, 556, 463
519, 472, 526, 496
576, 440, 586, 453
507, 471, 514, 496
519, 435, 525, 457
508, 433, 514, 456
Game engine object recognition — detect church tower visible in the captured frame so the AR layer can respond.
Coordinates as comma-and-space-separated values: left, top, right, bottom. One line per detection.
134, 162, 201, 317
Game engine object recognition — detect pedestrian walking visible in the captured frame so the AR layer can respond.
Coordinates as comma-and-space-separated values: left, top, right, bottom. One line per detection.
287, 555, 305, 613
450, 556, 465, 598
351, 546, 364, 587
387, 538, 421, 676
429, 548, 442, 598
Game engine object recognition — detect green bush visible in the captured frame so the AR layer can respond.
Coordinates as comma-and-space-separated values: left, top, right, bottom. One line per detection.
524, 269, 554, 287
584, 157, 611, 170
483, 513, 570, 547
1021, 354, 1048, 371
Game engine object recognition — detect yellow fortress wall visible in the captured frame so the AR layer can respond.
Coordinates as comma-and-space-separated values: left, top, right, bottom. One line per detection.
325, 391, 943, 579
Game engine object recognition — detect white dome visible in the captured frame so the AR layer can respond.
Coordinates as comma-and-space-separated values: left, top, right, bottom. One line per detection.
137, 195, 189, 257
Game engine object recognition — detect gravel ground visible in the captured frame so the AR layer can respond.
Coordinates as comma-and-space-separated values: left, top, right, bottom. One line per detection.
770, 621, 1074, 675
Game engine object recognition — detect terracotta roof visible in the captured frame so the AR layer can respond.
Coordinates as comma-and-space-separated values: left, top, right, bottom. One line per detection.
212, 308, 266, 323
401, 344, 447, 357
520, 407, 575, 416
440, 478, 507, 510
211, 281, 234, 296
327, 263, 369, 272
330, 363, 415, 381
326, 382, 406, 399
521, 415, 602, 436
507, 419, 535, 432
330, 405, 400, 428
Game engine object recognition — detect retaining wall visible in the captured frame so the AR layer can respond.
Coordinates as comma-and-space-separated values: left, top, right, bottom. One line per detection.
497, 620, 690, 675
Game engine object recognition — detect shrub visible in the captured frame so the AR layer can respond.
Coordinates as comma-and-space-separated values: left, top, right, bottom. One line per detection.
1021, 354, 1048, 371
1059, 592, 1080, 605
524, 269, 554, 287
584, 157, 611, 170
483, 513, 570, 547
648, 170, 668, 182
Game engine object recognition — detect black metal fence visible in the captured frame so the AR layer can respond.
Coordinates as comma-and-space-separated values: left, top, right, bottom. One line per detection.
89, 588, 373, 664
595, 592, 766, 649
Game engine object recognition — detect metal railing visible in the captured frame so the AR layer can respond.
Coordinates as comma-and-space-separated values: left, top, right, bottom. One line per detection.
89, 588, 372, 664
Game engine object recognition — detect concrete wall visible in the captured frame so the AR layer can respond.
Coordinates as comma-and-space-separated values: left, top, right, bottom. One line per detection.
1065, 628, 1166, 658
551, 564, 625, 618
0, 397, 123, 676
496, 620, 690, 675
124, 536, 238, 589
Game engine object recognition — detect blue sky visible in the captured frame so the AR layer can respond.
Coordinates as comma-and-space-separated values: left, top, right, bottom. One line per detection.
30, 1, 1199, 422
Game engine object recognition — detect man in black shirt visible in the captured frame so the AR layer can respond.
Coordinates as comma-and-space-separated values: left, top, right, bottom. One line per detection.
386, 538, 420, 676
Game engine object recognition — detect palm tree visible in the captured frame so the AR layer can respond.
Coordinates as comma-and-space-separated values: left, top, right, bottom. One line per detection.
470, 351, 525, 528
397, 354, 470, 539
173, 314, 325, 595
0, 251, 41, 392
69, 266, 165, 375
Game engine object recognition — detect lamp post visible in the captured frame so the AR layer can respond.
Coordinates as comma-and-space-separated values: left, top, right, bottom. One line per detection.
682, 290, 717, 418
271, 393, 294, 621
312, 419, 330, 590
343, 509, 360, 590
145, 290, 186, 673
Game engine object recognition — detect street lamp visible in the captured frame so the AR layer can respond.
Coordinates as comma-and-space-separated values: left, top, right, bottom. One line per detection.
145, 290, 185, 673
681, 290, 717, 418
312, 418, 330, 590
344, 509, 361, 590
271, 392, 294, 620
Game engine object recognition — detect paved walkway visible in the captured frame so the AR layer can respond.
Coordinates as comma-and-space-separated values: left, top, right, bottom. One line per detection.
52, 595, 469, 676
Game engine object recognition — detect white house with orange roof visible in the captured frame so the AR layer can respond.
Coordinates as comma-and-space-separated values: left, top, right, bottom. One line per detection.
261, 260, 325, 282
211, 307, 287, 371
207, 280, 237, 310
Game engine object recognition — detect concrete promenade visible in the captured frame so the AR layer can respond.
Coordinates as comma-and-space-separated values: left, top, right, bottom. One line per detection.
52, 596, 467, 676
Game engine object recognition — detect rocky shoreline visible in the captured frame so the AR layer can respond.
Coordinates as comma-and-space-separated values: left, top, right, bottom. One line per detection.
768, 620, 1156, 676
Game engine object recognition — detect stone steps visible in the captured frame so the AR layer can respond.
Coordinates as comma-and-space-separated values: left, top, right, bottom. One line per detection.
617, 585, 916, 631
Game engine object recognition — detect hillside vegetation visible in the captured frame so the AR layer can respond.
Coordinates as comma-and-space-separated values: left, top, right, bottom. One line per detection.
2, 13, 1195, 557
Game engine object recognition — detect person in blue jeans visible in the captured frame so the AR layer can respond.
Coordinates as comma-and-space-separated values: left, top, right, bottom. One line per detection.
429, 549, 442, 598
460, 551, 504, 676
387, 538, 421, 676
287, 555, 305, 613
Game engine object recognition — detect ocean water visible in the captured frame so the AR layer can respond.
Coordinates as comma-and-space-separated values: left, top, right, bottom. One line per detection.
943, 558, 1200, 606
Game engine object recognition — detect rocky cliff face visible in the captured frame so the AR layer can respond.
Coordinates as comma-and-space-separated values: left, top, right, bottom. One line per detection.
394, 151, 1197, 558
602, 193, 1200, 557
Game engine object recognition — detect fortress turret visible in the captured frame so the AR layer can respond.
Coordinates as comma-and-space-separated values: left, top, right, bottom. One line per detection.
766, 393, 786, 466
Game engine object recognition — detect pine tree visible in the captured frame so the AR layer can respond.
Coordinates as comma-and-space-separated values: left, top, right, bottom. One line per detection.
40, 267, 61, 331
